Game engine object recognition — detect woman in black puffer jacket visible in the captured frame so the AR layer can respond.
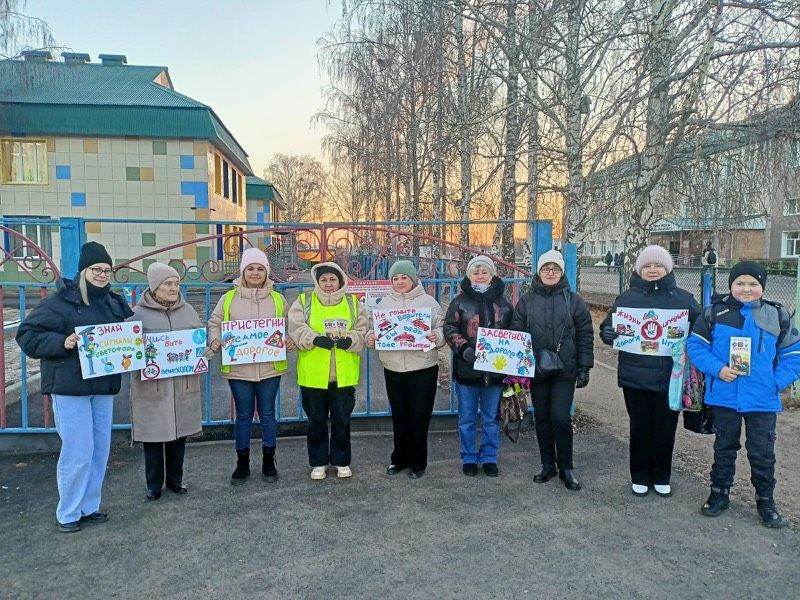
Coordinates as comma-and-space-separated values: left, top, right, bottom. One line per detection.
599, 245, 700, 498
444, 256, 513, 477
511, 250, 593, 491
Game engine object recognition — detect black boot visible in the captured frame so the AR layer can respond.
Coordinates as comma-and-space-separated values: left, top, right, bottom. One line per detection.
231, 448, 250, 485
700, 486, 730, 517
262, 446, 278, 482
533, 464, 557, 483
559, 469, 581, 491
756, 496, 785, 529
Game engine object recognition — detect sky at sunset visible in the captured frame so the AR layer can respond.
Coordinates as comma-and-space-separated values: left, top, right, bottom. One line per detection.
26, 0, 341, 176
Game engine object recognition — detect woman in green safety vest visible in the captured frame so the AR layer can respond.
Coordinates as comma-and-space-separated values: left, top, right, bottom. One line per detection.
206, 248, 294, 485
287, 262, 368, 480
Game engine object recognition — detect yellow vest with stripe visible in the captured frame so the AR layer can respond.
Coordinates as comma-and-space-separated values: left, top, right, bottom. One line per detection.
220, 289, 287, 374
296, 292, 360, 389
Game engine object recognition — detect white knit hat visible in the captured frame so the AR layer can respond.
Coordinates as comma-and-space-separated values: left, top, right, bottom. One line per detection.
634, 245, 673, 274
240, 247, 270, 275
536, 250, 565, 274
466, 255, 497, 276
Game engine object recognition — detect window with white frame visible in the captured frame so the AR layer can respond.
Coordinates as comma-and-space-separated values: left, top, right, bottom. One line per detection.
587, 241, 595, 256
1, 139, 48, 184
790, 139, 800, 168
783, 231, 800, 257
785, 197, 800, 216
3, 216, 53, 258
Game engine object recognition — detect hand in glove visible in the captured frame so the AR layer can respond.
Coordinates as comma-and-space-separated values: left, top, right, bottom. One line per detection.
335, 337, 353, 350
461, 346, 476, 363
575, 368, 590, 389
313, 336, 336, 350
599, 324, 619, 346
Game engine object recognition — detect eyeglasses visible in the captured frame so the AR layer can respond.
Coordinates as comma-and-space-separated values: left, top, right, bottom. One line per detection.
540, 267, 562, 275
89, 267, 112, 277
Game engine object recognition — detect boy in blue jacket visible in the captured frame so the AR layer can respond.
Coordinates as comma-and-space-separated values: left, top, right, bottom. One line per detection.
687, 262, 800, 528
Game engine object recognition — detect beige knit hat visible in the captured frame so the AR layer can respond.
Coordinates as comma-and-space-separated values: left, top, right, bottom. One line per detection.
634, 245, 673, 274
147, 262, 180, 291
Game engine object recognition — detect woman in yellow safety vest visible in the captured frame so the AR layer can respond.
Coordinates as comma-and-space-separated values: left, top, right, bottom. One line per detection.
287, 262, 368, 480
207, 248, 293, 485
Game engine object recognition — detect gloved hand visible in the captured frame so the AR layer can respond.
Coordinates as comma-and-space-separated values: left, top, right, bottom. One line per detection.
599, 324, 619, 346
576, 368, 590, 388
313, 336, 336, 350
335, 337, 353, 350
461, 346, 476, 363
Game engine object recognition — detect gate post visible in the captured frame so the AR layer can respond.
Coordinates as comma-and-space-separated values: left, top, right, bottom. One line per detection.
59, 217, 85, 279
531, 220, 553, 271
564, 243, 577, 291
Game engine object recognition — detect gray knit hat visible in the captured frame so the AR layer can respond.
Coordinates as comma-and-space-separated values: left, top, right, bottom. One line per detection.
389, 260, 418, 284
147, 262, 180, 292
634, 245, 674, 274
466, 255, 497, 276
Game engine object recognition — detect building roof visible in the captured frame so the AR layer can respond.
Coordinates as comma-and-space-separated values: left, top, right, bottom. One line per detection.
245, 176, 286, 211
0, 57, 252, 174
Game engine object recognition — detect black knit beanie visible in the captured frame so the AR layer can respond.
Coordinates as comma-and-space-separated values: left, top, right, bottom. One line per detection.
315, 265, 344, 287
78, 242, 113, 272
728, 261, 767, 290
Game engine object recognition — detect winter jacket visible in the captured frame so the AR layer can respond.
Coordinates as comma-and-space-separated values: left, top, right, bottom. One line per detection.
686, 294, 800, 413
287, 262, 369, 383
208, 277, 289, 382
600, 272, 700, 392
128, 289, 203, 442
372, 283, 445, 373
510, 277, 594, 381
444, 276, 514, 386
16, 277, 133, 396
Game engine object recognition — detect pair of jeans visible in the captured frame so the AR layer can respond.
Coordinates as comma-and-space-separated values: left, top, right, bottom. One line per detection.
301, 383, 356, 467
384, 365, 438, 472
455, 382, 502, 464
530, 378, 576, 469
52, 394, 114, 524
143, 438, 186, 492
227, 376, 281, 450
622, 387, 680, 486
710, 406, 777, 498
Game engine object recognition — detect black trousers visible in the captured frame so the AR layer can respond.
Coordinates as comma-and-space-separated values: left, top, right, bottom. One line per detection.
710, 406, 777, 498
623, 387, 680, 486
531, 378, 576, 470
384, 365, 438, 472
301, 383, 356, 467
143, 437, 186, 492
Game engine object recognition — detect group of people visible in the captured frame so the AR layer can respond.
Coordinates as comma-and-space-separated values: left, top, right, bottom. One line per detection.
16, 241, 800, 534
603, 251, 624, 272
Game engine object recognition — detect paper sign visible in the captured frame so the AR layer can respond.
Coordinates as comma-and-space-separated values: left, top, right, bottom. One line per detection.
323, 318, 349, 340
612, 308, 689, 356
75, 321, 145, 379
730, 337, 751, 376
372, 308, 433, 351
347, 280, 392, 308
141, 328, 209, 380
221, 318, 286, 365
474, 327, 535, 377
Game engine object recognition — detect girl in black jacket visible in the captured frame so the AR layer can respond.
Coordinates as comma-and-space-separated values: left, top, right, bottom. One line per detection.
444, 256, 513, 477
599, 245, 700, 498
511, 250, 593, 490
16, 242, 133, 533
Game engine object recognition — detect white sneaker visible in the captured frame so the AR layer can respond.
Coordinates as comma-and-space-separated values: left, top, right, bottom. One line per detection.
310, 466, 327, 480
336, 466, 352, 478
654, 484, 672, 497
632, 484, 649, 496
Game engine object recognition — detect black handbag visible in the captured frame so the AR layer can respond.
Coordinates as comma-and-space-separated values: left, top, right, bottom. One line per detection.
535, 291, 570, 379
683, 406, 714, 434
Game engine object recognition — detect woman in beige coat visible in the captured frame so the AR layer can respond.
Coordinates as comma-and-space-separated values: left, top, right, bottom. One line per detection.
129, 262, 203, 500
366, 261, 445, 479
207, 248, 293, 485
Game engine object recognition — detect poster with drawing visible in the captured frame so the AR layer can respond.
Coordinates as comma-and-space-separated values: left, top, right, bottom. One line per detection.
141, 328, 209, 380
729, 337, 751, 376
612, 308, 689, 356
474, 327, 535, 377
372, 308, 433, 351
221, 318, 286, 365
75, 321, 145, 379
